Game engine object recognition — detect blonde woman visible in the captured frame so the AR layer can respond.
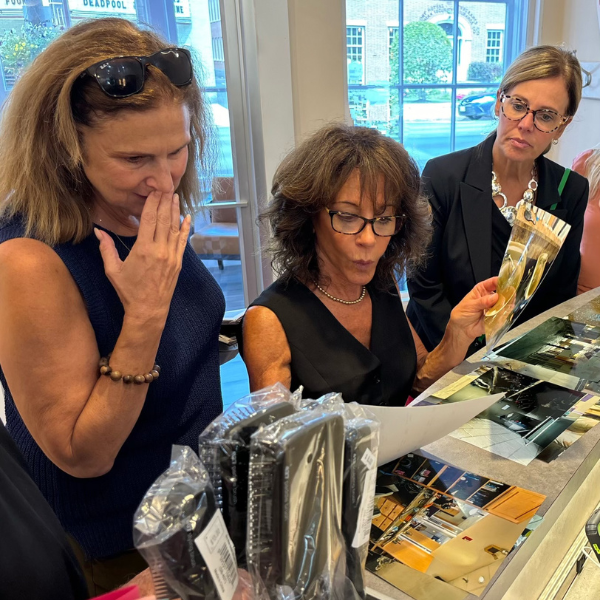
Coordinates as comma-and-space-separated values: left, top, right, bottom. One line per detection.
0, 18, 224, 593
573, 148, 600, 293
407, 46, 588, 353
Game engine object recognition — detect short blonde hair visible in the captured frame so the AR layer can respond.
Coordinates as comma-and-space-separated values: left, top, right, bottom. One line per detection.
500, 45, 583, 117
0, 18, 211, 245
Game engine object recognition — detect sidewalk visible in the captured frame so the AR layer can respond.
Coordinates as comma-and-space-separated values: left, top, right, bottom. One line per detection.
403, 102, 452, 122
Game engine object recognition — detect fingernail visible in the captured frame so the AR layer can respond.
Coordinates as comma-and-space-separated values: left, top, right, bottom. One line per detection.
185, 214, 191, 223
93, 227, 102, 241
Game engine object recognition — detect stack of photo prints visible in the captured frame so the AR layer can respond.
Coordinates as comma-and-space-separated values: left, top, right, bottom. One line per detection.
366, 294, 600, 598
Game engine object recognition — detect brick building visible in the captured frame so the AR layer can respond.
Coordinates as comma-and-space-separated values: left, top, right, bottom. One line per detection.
346, 0, 507, 85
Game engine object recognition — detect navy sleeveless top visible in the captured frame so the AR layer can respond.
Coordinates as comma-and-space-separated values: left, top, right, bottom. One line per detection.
248, 278, 416, 406
0, 219, 225, 559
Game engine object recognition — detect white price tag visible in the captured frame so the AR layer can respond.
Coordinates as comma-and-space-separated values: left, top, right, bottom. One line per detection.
352, 448, 379, 548
194, 511, 239, 600
361, 447, 376, 471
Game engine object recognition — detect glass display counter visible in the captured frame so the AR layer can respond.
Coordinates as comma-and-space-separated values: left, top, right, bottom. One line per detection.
365, 288, 600, 600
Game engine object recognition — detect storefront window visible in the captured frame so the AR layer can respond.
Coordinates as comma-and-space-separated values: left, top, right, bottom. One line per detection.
347, 0, 528, 169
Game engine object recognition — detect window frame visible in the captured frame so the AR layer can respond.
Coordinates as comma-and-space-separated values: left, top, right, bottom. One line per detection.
349, 0, 527, 154
347, 25, 366, 85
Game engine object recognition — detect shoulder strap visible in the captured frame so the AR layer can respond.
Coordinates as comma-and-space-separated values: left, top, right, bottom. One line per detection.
558, 168, 571, 196
549, 168, 571, 210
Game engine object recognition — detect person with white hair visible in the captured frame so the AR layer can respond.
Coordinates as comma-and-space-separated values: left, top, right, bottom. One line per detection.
573, 148, 600, 293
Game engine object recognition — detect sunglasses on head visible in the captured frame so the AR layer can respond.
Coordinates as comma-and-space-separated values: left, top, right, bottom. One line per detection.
81, 47, 193, 98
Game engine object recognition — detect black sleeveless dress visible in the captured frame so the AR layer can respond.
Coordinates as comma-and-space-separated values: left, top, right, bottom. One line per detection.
247, 278, 417, 406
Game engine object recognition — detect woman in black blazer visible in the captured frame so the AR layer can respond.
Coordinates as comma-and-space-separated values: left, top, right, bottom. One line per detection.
407, 46, 589, 352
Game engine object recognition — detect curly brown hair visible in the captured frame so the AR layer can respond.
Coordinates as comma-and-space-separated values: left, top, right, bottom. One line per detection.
262, 123, 432, 290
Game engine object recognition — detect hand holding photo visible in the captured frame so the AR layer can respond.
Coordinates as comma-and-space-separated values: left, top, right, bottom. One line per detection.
485, 204, 570, 353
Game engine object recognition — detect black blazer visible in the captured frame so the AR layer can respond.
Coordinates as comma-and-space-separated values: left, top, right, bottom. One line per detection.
407, 134, 589, 352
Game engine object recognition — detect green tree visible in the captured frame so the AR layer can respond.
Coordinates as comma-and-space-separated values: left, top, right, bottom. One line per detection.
0, 22, 60, 86
390, 22, 452, 100
467, 61, 503, 83
388, 30, 400, 140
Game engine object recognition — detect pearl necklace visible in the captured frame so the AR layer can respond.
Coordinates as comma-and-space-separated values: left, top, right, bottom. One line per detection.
491, 166, 538, 226
315, 282, 366, 305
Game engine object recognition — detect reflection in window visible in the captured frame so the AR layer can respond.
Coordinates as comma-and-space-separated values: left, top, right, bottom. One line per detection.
486, 29, 503, 63
388, 26, 397, 50
48, 0, 68, 28
348, 91, 368, 124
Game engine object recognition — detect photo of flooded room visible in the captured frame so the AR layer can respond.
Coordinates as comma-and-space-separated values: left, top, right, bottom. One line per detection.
430, 365, 600, 465
498, 317, 600, 392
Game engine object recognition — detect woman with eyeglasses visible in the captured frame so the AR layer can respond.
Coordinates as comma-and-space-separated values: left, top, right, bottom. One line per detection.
406, 45, 588, 353
241, 124, 498, 404
0, 18, 224, 593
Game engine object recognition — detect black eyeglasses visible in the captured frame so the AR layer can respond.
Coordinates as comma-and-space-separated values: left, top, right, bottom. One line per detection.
81, 47, 193, 98
500, 93, 568, 133
326, 209, 405, 237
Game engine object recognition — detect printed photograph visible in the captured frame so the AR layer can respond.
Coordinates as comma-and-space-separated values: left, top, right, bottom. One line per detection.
498, 317, 600, 393
367, 454, 546, 598
430, 365, 600, 465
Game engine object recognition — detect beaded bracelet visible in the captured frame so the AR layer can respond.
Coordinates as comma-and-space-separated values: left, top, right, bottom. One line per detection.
99, 355, 160, 385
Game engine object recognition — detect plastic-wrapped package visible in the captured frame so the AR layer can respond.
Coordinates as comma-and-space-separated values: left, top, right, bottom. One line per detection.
485, 203, 570, 351
198, 383, 298, 567
246, 408, 347, 600
133, 446, 242, 600
299, 396, 380, 599
341, 404, 380, 600
299, 392, 342, 413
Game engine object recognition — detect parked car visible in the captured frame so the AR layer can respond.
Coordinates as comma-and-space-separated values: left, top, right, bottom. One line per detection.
458, 91, 496, 120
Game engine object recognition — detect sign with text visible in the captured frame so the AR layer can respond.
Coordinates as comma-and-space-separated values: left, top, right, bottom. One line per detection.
1, 0, 49, 13
174, 0, 190, 19
68, 0, 136, 15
